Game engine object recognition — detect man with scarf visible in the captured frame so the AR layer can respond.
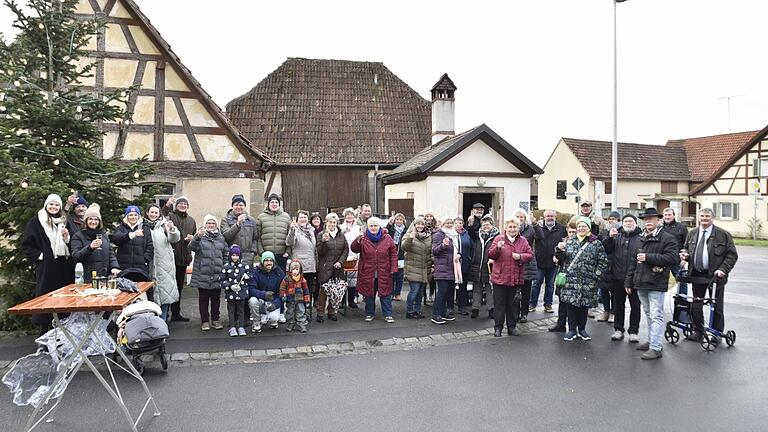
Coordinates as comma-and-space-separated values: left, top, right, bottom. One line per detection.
162, 195, 197, 322
603, 214, 643, 342
532, 209, 567, 316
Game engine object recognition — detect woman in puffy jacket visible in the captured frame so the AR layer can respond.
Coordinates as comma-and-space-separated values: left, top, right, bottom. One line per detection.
488, 218, 533, 337
287, 210, 318, 306
514, 208, 538, 323
112, 205, 153, 278
402, 216, 432, 319
189, 214, 229, 331
144, 204, 181, 321
315, 213, 348, 322
71, 204, 120, 282
431, 217, 461, 325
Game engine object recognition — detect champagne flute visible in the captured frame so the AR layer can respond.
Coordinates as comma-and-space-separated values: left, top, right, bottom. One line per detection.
96, 233, 102, 250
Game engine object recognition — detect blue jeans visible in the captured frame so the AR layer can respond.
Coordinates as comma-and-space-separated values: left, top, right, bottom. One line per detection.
160, 304, 169, 321
392, 270, 405, 296
433, 279, 453, 318
406, 281, 426, 313
530, 267, 557, 307
637, 290, 665, 352
365, 294, 393, 317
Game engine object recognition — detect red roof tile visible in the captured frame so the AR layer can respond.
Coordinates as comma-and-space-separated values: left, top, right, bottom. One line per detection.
665, 130, 761, 183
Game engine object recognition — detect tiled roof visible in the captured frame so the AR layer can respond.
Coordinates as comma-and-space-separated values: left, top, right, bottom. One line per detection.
562, 138, 691, 181
666, 130, 760, 183
382, 124, 543, 184
225, 58, 432, 165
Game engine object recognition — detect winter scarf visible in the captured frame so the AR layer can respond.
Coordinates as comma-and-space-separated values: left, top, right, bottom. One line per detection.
366, 228, 383, 242
327, 227, 339, 238
37, 208, 69, 258
480, 226, 500, 242
298, 223, 314, 241
441, 227, 462, 284
392, 223, 405, 244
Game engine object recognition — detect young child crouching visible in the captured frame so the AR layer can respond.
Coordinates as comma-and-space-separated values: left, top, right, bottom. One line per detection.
280, 260, 310, 333
220, 245, 250, 337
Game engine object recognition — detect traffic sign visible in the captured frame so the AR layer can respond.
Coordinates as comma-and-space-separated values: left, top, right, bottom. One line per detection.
572, 177, 585, 191
565, 192, 579, 196
750, 179, 761, 195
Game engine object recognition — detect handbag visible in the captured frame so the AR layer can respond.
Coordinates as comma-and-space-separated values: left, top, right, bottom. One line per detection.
556, 241, 590, 288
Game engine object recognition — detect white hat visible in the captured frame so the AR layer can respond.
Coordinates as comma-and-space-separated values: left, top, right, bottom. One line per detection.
203, 214, 219, 226
44, 194, 63, 207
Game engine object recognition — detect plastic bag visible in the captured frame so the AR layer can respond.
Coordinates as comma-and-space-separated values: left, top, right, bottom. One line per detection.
323, 278, 348, 310
35, 312, 115, 363
2, 350, 68, 407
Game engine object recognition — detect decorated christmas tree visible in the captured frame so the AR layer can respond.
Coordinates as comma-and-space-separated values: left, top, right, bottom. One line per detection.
0, 0, 154, 330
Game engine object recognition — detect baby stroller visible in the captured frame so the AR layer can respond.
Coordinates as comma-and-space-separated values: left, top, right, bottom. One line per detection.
664, 273, 736, 352
116, 300, 170, 374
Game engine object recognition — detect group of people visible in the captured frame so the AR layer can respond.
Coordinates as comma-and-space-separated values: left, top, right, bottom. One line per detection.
21, 191, 739, 360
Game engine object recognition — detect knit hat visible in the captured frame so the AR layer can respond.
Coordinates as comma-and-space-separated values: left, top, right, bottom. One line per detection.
267, 193, 281, 204
124, 205, 141, 216
576, 216, 592, 227
622, 214, 637, 222
83, 203, 102, 221
608, 211, 621, 220
412, 216, 425, 225
260, 251, 276, 264
175, 196, 189, 206
229, 244, 241, 256
367, 216, 382, 227
231, 194, 246, 206
44, 194, 63, 207
441, 216, 455, 226
75, 196, 88, 207
203, 214, 218, 226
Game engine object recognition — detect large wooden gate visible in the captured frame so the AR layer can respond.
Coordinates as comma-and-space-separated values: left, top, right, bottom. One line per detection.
282, 167, 369, 215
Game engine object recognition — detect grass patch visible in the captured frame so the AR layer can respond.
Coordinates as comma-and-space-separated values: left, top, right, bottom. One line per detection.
734, 238, 768, 247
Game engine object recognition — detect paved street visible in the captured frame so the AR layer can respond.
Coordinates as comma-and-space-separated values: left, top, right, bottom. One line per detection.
1, 246, 766, 431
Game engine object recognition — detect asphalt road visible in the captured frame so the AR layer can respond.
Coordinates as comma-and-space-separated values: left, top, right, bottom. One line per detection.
1, 246, 766, 431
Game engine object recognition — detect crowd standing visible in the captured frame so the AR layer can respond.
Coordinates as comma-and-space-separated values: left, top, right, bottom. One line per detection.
21, 190, 739, 360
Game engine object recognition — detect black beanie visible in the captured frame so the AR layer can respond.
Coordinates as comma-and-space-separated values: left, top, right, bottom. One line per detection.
231, 194, 246, 206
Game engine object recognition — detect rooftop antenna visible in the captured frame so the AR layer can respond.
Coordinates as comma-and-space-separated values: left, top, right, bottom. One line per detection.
718, 94, 745, 132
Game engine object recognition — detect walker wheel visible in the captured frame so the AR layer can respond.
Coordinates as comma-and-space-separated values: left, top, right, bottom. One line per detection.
160, 353, 168, 370
700, 334, 716, 352
664, 327, 680, 344
682, 327, 692, 339
725, 330, 736, 347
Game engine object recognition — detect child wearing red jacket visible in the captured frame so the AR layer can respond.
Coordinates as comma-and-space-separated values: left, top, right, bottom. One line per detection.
280, 260, 310, 332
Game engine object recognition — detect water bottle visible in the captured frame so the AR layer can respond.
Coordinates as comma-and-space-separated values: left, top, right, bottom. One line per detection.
74, 263, 84, 285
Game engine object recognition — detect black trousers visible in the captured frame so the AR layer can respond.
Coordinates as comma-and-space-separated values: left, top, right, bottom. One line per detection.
611, 279, 641, 334
567, 304, 589, 332
171, 264, 187, 317
493, 284, 520, 331
690, 269, 726, 332
518, 280, 532, 319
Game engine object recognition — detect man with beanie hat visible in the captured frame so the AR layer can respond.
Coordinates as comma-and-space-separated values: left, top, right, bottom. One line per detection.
595, 210, 623, 322
162, 195, 197, 322
255, 193, 292, 270
64, 194, 89, 234
247, 250, 286, 331
220, 193, 259, 266
603, 213, 643, 342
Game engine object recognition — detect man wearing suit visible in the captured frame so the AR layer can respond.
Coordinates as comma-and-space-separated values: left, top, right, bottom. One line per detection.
680, 208, 738, 342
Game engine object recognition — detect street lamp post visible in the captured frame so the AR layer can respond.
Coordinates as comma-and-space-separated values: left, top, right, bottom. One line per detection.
612, 0, 628, 212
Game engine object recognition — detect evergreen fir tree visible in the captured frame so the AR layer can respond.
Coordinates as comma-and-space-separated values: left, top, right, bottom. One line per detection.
0, 0, 154, 330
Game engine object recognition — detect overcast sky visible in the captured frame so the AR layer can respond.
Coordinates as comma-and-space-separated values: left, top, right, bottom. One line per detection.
3, 0, 768, 166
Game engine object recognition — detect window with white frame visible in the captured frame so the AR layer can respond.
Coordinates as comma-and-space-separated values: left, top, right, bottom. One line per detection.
714, 202, 739, 221
753, 158, 768, 177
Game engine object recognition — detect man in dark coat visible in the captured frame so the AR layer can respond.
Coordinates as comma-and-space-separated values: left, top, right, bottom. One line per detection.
681, 208, 738, 342
162, 195, 197, 322
661, 207, 689, 293
603, 214, 642, 342
625, 208, 679, 360
531, 209, 567, 316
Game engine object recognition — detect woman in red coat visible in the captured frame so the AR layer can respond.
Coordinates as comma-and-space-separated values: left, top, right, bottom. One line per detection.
350, 217, 398, 323
488, 218, 533, 337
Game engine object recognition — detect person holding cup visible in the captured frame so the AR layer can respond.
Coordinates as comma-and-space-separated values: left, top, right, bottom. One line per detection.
145, 204, 181, 321
71, 204, 120, 283
161, 195, 197, 322
602, 214, 643, 342
112, 205, 154, 278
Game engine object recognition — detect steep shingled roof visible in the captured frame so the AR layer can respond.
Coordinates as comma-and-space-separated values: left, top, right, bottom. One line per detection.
666, 130, 761, 183
562, 138, 691, 181
225, 58, 432, 165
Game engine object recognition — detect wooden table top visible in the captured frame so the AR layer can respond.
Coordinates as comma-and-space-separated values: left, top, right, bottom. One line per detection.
8, 282, 154, 315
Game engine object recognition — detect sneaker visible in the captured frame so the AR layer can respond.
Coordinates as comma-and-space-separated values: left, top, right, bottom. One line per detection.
544, 305, 554, 313
597, 312, 610, 322
611, 330, 625, 341
260, 314, 268, 325
384, 316, 395, 323
251, 322, 262, 333
365, 315, 374, 322
300, 328, 307, 333
607, 314, 615, 323
201, 322, 210, 331
563, 330, 578, 341
278, 313, 286, 324
470, 309, 479, 319
442, 314, 456, 322
431, 316, 446, 325
519, 315, 528, 323
228, 327, 237, 337
528, 305, 537, 313
628, 333, 639, 343
269, 322, 278, 329
588, 308, 596, 318
636, 341, 650, 351
578, 330, 592, 341
641, 349, 663, 360
211, 321, 224, 330
508, 327, 521, 336
238, 327, 247, 336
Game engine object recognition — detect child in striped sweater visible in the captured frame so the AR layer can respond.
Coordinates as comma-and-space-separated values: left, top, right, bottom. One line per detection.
280, 260, 310, 333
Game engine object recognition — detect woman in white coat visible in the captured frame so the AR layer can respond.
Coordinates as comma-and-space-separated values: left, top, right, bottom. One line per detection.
286, 210, 318, 308
145, 204, 181, 320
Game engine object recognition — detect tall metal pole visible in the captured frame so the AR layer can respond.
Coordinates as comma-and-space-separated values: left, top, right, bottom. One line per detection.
611, 0, 620, 212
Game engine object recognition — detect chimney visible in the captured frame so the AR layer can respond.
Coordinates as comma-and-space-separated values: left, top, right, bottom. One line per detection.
430, 73, 456, 145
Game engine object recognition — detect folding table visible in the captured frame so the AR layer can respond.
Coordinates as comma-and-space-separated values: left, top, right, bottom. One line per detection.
8, 282, 160, 432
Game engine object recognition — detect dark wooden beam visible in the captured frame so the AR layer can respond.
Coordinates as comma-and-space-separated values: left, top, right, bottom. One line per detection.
87, 0, 101, 13
94, 12, 106, 158
103, 0, 117, 16
114, 60, 147, 158
154, 60, 166, 161
93, 51, 164, 61
117, 161, 259, 178
120, 23, 139, 54
172, 96, 205, 162
79, 86, 196, 99
73, 14, 139, 26
102, 123, 227, 135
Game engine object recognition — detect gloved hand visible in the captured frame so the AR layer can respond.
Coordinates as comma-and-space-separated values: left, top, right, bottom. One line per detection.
266, 303, 276, 313
265, 292, 274, 302
231, 284, 241, 293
